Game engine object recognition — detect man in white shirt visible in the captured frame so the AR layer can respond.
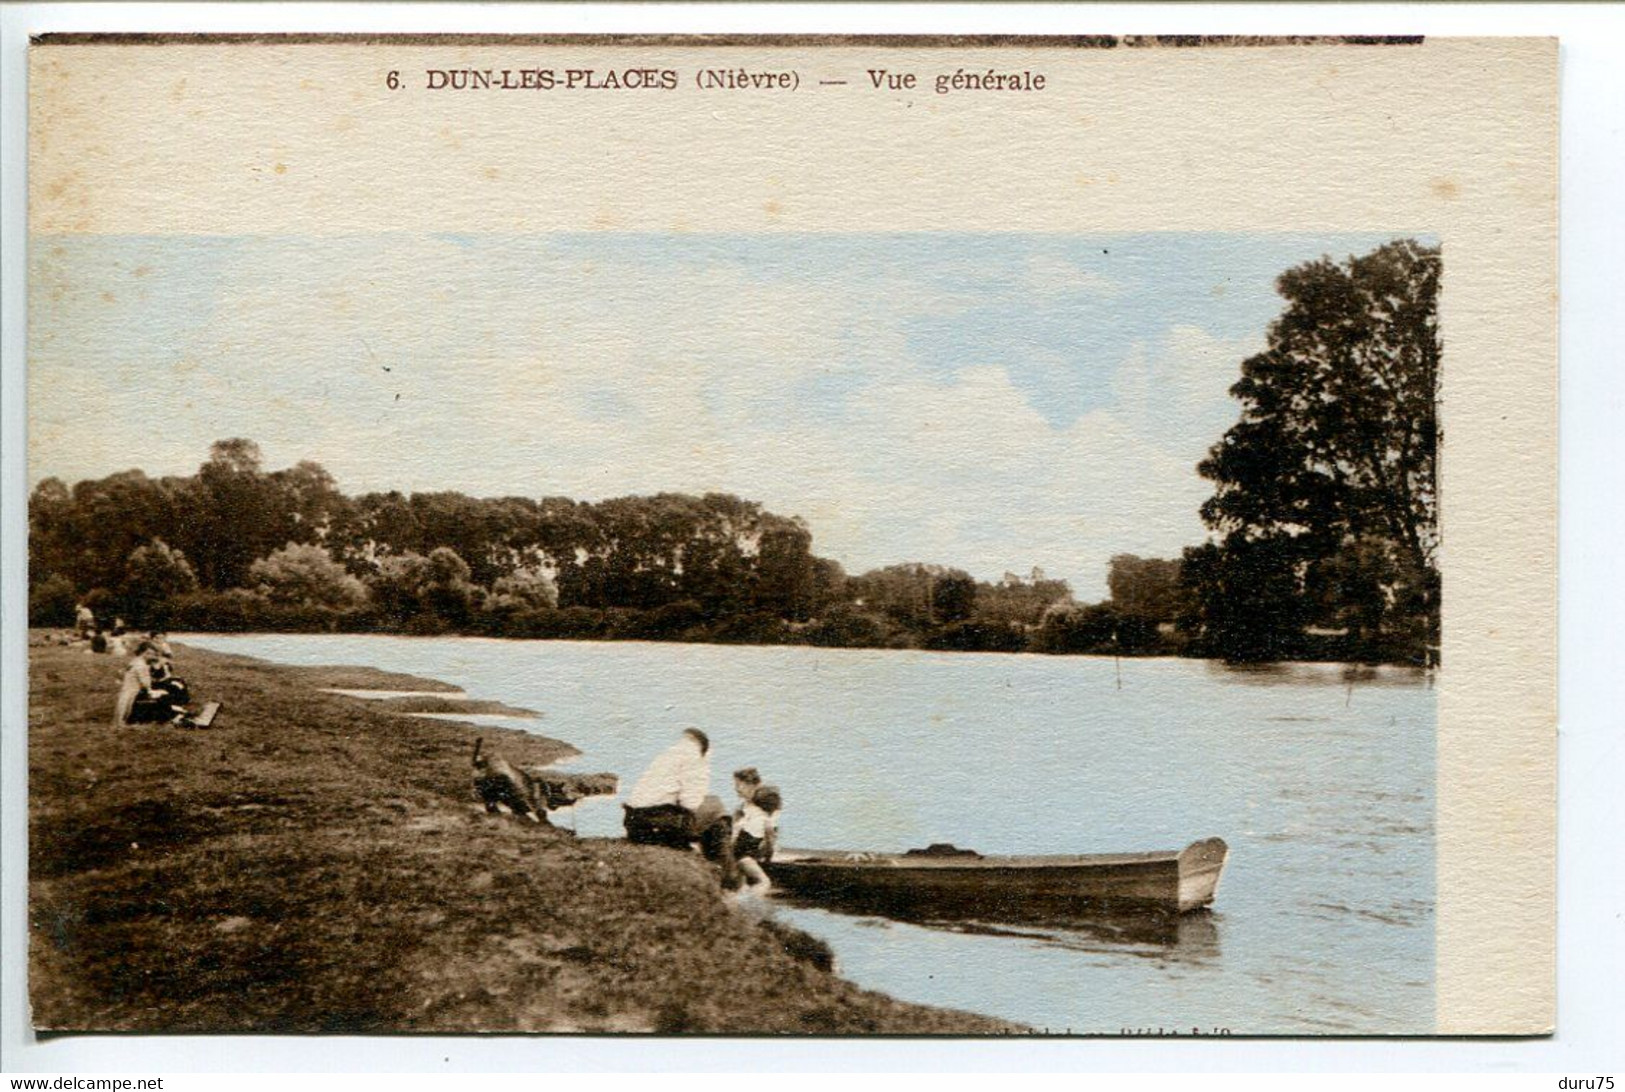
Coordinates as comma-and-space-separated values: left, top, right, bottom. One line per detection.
625, 728, 712, 817
623, 728, 739, 886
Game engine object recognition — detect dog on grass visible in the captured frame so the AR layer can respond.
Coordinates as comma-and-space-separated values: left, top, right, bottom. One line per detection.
471, 738, 553, 824
470, 739, 617, 825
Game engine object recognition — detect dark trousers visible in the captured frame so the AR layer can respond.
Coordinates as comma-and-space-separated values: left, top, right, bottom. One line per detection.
127, 679, 190, 724
126, 693, 180, 724
624, 804, 741, 888
623, 804, 696, 849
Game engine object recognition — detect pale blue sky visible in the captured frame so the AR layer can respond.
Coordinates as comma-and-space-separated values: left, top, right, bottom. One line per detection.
29, 232, 1413, 596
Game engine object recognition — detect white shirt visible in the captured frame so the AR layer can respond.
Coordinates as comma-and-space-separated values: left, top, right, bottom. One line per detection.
736, 800, 777, 839
625, 735, 710, 811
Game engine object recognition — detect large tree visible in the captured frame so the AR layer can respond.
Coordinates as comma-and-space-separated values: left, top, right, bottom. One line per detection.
1194, 239, 1440, 658
181, 439, 337, 590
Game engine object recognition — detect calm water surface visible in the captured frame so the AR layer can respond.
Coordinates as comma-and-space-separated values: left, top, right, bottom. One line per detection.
183, 633, 1435, 1034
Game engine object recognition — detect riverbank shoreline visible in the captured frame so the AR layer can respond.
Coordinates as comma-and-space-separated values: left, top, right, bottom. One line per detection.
26, 633, 1018, 1034
134, 619, 1431, 668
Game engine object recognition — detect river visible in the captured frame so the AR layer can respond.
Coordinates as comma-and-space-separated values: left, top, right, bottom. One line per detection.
180, 633, 1435, 1034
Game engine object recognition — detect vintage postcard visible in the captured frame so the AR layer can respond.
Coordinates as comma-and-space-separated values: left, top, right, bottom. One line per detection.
22, 34, 1555, 1038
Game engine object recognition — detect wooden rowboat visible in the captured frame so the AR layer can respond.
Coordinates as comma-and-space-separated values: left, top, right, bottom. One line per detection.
766, 837, 1228, 920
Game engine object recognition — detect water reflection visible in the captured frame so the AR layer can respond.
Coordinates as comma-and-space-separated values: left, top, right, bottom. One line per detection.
1204, 659, 1429, 688
775, 892, 1222, 966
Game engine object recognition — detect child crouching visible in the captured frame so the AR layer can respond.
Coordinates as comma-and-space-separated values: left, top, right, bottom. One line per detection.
733, 782, 783, 892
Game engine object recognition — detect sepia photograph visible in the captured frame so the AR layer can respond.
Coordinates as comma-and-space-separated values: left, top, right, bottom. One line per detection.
15, 32, 1556, 1047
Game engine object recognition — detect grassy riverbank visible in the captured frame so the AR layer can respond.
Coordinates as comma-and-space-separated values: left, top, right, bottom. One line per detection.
27, 635, 1017, 1034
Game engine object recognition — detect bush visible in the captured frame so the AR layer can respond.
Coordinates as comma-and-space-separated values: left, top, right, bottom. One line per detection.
250, 543, 368, 611
1032, 603, 1122, 655
118, 540, 200, 629
499, 607, 566, 639
167, 588, 367, 633
546, 606, 609, 640
923, 621, 1028, 653
29, 573, 78, 628
480, 568, 560, 635
801, 606, 896, 649
366, 552, 432, 626
488, 568, 558, 610
610, 600, 707, 641
476, 594, 526, 634
699, 612, 793, 646
255, 601, 367, 633
1112, 614, 1163, 653
362, 548, 479, 630
422, 548, 478, 625
1032, 605, 1181, 657
169, 589, 270, 632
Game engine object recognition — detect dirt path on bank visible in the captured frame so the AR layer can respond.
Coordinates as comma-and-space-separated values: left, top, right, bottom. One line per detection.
26, 637, 1017, 1035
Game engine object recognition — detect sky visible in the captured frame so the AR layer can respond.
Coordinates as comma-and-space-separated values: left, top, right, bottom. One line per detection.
29, 232, 1408, 598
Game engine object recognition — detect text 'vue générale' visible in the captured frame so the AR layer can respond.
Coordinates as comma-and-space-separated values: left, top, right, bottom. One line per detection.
412, 67, 1048, 96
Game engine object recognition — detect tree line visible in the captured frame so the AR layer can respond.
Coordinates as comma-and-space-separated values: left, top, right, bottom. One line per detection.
25, 439, 1086, 649
28, 239, 1439, 664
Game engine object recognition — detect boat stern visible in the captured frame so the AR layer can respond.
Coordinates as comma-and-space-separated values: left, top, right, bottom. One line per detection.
1176, 837, 1229, 912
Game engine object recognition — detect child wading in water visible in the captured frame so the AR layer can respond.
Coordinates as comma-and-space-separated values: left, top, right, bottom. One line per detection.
731, 768, 783, 893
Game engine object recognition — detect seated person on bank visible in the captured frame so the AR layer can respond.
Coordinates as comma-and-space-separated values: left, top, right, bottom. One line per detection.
623, 728, 739, 883
114, 641, 193, 727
